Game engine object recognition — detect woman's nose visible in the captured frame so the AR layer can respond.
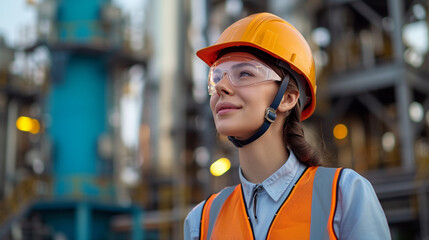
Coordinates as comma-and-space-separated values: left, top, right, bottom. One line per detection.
215, 73, 234, 95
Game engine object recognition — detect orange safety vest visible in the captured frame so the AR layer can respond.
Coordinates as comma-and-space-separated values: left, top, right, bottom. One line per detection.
200, 166, 344, 240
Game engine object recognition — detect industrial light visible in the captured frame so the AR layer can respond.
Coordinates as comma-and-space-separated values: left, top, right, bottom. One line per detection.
120, 166, 140, 187
16, 116, 40, 134
333, 124, 348, 140
210, 158, 231, 177
382, 132, 396, 152
403, 20, 428, 68
194, 146, 210, 167
225, 0, 243, 17
412, 4, 427, 20
312, 27, 331, 47
404, 48, 424, 67
409, 101, 424, 122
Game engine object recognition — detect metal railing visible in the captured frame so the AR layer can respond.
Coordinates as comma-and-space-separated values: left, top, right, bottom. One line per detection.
0, 176, 52, 235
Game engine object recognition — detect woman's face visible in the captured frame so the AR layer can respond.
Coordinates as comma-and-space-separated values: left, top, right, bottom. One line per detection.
209, 52, 280, 139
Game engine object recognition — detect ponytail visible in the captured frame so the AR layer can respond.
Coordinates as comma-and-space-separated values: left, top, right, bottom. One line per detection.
282, 80, 322, 166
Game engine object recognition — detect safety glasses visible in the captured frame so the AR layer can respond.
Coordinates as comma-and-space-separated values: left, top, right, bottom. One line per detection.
208, 54, 282, 95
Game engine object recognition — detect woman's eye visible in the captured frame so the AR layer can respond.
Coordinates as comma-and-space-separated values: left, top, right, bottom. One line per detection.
212, 72, 223, 83
239, 71, 253, 77
213, 75, 221, 83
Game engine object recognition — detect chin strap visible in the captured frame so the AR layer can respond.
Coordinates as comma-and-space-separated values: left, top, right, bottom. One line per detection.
228, 74, 291, 148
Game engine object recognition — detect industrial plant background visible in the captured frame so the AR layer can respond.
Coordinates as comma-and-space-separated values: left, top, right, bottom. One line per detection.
0, 0, 428, 239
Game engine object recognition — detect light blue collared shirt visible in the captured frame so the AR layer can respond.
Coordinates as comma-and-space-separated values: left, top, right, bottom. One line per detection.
184, 151, 391, 239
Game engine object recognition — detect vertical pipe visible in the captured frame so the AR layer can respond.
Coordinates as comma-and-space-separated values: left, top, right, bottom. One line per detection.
389, 0, 415, 171
131, 207, 144, 240
418, 184, 429, 238
76, 203, 90, 240
201, 0, 213, 201
5, 99, 18, 196
153, 0, 179, 238
388, 0, 404, 63
156, 0, 177, 177
0, 96, 5, 196
395, 78, 415, 171
173, 0, 187, 238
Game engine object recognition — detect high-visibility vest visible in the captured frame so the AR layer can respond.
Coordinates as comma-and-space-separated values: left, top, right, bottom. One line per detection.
200, 166, 344, 240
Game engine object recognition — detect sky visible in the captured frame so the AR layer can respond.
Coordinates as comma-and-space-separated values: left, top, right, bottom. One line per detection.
0, 0, 36, 47
0, 0, 142, 47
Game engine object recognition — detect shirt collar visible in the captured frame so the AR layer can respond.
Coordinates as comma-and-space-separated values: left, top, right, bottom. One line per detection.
239, 150, 300, 207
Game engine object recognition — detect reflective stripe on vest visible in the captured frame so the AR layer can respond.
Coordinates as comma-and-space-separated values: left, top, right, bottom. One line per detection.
200, 166, 344, 240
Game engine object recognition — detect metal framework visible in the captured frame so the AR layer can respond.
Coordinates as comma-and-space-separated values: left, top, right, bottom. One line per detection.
318, 0, 429, 238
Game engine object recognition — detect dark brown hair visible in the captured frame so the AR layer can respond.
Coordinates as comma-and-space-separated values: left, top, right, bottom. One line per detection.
282, 79, 322, 166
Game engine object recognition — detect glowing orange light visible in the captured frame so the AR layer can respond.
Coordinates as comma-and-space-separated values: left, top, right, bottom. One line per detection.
30, 119, 40, 134
16, 116, 40, 134
333, 124, 348, 140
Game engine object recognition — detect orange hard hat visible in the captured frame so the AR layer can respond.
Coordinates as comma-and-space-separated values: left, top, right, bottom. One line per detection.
197, 12, 316, 121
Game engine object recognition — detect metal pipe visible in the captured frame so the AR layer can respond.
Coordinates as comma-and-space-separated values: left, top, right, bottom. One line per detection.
5, 99, 18, 196
76, 202, 90, 240
388, 0, 405, 63
418, 182, 429, 238
0, 95, 7, 196
389, 0, 416, 171
395, 74, 415, 172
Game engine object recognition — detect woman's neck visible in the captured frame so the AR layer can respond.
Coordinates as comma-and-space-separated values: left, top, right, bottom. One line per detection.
238, 126, 289, 183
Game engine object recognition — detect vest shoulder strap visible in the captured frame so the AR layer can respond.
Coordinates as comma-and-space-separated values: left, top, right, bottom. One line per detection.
201, 185, 238, 240
311, 167, 344, 240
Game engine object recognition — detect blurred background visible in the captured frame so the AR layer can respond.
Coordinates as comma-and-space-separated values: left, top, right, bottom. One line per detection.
0, 0, 428, 239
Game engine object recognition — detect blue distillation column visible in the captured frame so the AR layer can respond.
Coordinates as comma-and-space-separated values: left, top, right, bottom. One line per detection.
42, 0, 143, 239
49, 0, 108, 198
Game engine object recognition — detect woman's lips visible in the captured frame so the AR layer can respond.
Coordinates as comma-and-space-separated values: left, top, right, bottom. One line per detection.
215, 102, 241, 115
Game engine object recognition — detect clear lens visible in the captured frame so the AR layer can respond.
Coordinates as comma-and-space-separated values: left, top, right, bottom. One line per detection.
208, 55, 282, 95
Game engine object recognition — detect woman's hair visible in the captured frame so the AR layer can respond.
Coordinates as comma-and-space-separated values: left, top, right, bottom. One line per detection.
283, 79, 322, 166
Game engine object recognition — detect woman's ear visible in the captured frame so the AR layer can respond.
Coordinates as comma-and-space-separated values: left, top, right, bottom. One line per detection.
278, 90, 299, 113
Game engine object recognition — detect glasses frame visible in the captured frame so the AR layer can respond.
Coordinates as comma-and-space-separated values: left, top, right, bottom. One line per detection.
207, 54, 282, 95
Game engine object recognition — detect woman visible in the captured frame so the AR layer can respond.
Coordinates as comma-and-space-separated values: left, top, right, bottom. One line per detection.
184, 12, 390, 239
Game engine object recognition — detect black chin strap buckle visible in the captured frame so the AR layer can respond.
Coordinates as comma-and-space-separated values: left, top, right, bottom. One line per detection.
264, 107, 277, 123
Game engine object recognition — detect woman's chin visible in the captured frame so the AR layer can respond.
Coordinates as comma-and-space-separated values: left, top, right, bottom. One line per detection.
216, 128, 240, 138
215, 126, 255, 140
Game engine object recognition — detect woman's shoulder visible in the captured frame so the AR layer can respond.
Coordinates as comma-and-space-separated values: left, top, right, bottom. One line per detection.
185, 200, 205, 223
338, 168, 374, 190
315, 167, 372, 189
184, 200, 205, 239
335, 168, 382, 208
332, 168, 391, 238
185, 185, 239, 225
315, 167, 377, 199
